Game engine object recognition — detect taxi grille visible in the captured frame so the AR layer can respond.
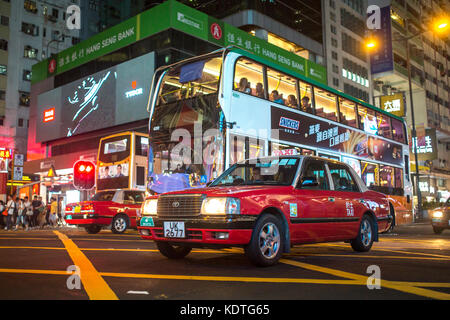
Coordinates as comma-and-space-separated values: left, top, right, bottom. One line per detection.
157, 194, 204, 217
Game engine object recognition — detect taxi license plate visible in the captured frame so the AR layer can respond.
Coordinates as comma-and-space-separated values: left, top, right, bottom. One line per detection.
163, 222, 185, 238
65, 215, 72, 220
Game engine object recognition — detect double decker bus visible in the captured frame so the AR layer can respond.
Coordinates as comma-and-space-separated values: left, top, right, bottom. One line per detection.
146, 47, 412, 227
97, 131, 149, 191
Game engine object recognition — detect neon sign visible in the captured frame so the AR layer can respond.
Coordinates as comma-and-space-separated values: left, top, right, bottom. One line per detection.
125, 80, 143, 98
43, 107, 55, 123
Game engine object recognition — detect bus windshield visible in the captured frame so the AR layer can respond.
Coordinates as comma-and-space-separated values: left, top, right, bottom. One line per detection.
149, 55, 225, 194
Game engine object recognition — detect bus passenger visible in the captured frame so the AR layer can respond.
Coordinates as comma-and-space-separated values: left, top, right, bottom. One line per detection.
286, 95, 299, 109
255, 82, 264, 98
270, 90, 284, 105
238, 77, 249, 92
301, 96, 313, 114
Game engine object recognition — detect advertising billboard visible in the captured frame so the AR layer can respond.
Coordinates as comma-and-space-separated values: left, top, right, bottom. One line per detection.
370, 6, 394, 75
36, 52, 155, 142
271, 106, 403, 166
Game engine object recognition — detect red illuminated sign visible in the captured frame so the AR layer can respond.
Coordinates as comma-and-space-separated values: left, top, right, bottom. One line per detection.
0, 149, 11, 159
43, 108, 55, 123
210, 23, 222, 40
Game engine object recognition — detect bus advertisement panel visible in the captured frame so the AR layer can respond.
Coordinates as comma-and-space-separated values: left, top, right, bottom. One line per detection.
270, 106, 403, 166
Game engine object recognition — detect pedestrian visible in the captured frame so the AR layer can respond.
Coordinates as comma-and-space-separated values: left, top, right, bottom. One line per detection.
49, 197, 58, 227
13, 196, 19, 226
24, 196, 33, 231
0, 200, 5, 228
31, 195, 41, 229
14, 198, 26, 230
5, 195, 16, 231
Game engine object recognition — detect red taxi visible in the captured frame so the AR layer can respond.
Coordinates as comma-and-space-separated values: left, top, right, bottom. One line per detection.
138, 156, 393, 266
65, 189, 145, 234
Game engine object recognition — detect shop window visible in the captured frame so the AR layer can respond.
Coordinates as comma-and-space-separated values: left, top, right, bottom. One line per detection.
377, 112, 392, 139
339, 97, 357, 128
234, 58, 265, 99
299, 80, 314, 114
361, 161, 379, 187
266, 68, 297, 108
391, 117, 406, 143
314, 87, 338, 122
358, 105, 377, 135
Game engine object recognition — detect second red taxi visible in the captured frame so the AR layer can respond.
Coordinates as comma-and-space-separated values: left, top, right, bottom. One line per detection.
65, 189, 145, 234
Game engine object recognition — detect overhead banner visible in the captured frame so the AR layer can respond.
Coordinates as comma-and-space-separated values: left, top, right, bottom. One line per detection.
370, 6, 394, 75
271, 106, 403, 166
380, 93, 405, 117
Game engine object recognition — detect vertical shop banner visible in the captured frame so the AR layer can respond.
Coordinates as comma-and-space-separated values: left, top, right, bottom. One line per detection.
370, 6, 394, 75
411, 128, 437, 161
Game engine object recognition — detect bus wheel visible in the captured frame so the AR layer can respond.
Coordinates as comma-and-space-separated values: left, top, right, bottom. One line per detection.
85, 225, 101, 234
351, 215, 374, 252
433, 227, 444, 235
156, 241, 191, 259
245, 214, 284, 267
111, 214, 128, 234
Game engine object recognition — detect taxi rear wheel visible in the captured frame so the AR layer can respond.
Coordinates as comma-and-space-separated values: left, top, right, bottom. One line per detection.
156, 241, 192, 259
85, 225, 101, 234
111, 214, 128, 234
433, 227, 444, 234
245, 214, 284, 267
351, 215, 374, 252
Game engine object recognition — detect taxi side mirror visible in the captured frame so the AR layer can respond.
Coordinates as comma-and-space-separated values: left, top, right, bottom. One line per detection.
298, 177, 319, 188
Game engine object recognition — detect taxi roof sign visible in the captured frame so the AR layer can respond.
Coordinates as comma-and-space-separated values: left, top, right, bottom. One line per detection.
47, 165, 57, 178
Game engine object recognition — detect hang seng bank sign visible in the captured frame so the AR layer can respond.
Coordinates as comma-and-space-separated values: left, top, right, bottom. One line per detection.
271, 106, 404, 166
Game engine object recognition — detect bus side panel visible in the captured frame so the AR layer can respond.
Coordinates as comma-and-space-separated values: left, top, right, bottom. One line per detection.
388, 195, 413, 225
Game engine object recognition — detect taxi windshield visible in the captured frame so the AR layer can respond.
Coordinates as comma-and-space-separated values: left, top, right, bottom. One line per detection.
91, 191, 115, 201
211, 158, 299, 187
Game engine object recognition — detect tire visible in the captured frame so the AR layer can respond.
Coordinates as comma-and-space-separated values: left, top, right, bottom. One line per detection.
85, 225, 101, 234
245, 214, 284, 267
111, 214, 128, 234
351, 215, 375, 252
382, 204, 395, 234
433, 226, 444, 235
156, 241, 192, 259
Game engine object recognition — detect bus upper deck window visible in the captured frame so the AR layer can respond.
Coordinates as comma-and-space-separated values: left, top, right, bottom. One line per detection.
377, 112, 392, 139
266, 68, 297, 108
314, 88, 337, 122
299, 81, 313, 114
391, 117, 406, 144
234, 58, 264, 98
338, 98, 357, 128
357, 105, 378, 135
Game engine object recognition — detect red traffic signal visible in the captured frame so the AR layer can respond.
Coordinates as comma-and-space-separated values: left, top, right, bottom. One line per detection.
73, 160, 95, 190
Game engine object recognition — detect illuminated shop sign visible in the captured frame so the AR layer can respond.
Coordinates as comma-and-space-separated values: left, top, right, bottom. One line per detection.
43, 108, 55, 123
411, 128, 437, 161
380, 93, 405, 117
125, 81, 143, 98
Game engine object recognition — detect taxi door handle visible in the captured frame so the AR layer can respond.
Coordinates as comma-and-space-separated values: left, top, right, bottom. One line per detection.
328, 197, 335, 202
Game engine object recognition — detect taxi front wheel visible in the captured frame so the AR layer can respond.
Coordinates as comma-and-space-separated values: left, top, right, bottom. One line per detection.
112, 214, 128, 234
245, 214, 284, 267
156, 241, 192, 259
433, 227, 444, 235
351, 215, 374, 252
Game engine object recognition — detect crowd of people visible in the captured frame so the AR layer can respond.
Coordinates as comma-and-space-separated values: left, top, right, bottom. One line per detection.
0, 195, 64, 231
237, 77, 314, 113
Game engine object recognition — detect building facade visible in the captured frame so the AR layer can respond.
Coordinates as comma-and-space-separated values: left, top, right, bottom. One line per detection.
0, 0, 80, 156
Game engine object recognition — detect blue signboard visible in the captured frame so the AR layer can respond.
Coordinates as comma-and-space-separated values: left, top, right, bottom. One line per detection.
370, 6, 394, 75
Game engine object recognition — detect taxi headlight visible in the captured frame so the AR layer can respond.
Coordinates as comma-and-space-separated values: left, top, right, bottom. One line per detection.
432, 211, 443, 218
142, 199, 158, 216
201, 197, 240, 215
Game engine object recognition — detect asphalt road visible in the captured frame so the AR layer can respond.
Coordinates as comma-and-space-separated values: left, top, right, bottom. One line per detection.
0, 223, 449, 301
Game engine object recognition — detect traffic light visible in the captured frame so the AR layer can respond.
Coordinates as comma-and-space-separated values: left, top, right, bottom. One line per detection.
73, 160, 95, 190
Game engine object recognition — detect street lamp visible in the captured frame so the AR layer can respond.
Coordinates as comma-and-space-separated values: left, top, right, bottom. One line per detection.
365, 16, 449, 222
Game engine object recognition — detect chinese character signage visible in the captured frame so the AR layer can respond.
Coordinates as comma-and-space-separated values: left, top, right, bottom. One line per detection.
380, 93, 405, 117
370, 6, 394, 75
271, 106, 403, 166
411, 128, 437, 160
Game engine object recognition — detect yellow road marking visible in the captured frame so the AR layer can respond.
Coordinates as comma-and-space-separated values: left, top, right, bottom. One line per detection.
280, 259, 450, 300
53, 231, 118, 300
286, 253, 450, 261
0, 268, 68, 276
0, 246, 65, 250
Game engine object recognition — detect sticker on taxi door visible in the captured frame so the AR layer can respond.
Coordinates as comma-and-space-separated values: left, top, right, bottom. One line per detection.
289, 203, 298, 217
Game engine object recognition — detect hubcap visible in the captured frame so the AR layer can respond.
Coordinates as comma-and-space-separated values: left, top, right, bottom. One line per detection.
114, 218, 126, 232
361, 219, 372, 247
259, 222, 280, 259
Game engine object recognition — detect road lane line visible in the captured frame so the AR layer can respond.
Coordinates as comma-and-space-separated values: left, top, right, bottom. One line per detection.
286, 253, 450, 261
53, 231, 118, 300
0, 268, 68, 276
280, 259, 450, 300
0, 246, 65, 250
